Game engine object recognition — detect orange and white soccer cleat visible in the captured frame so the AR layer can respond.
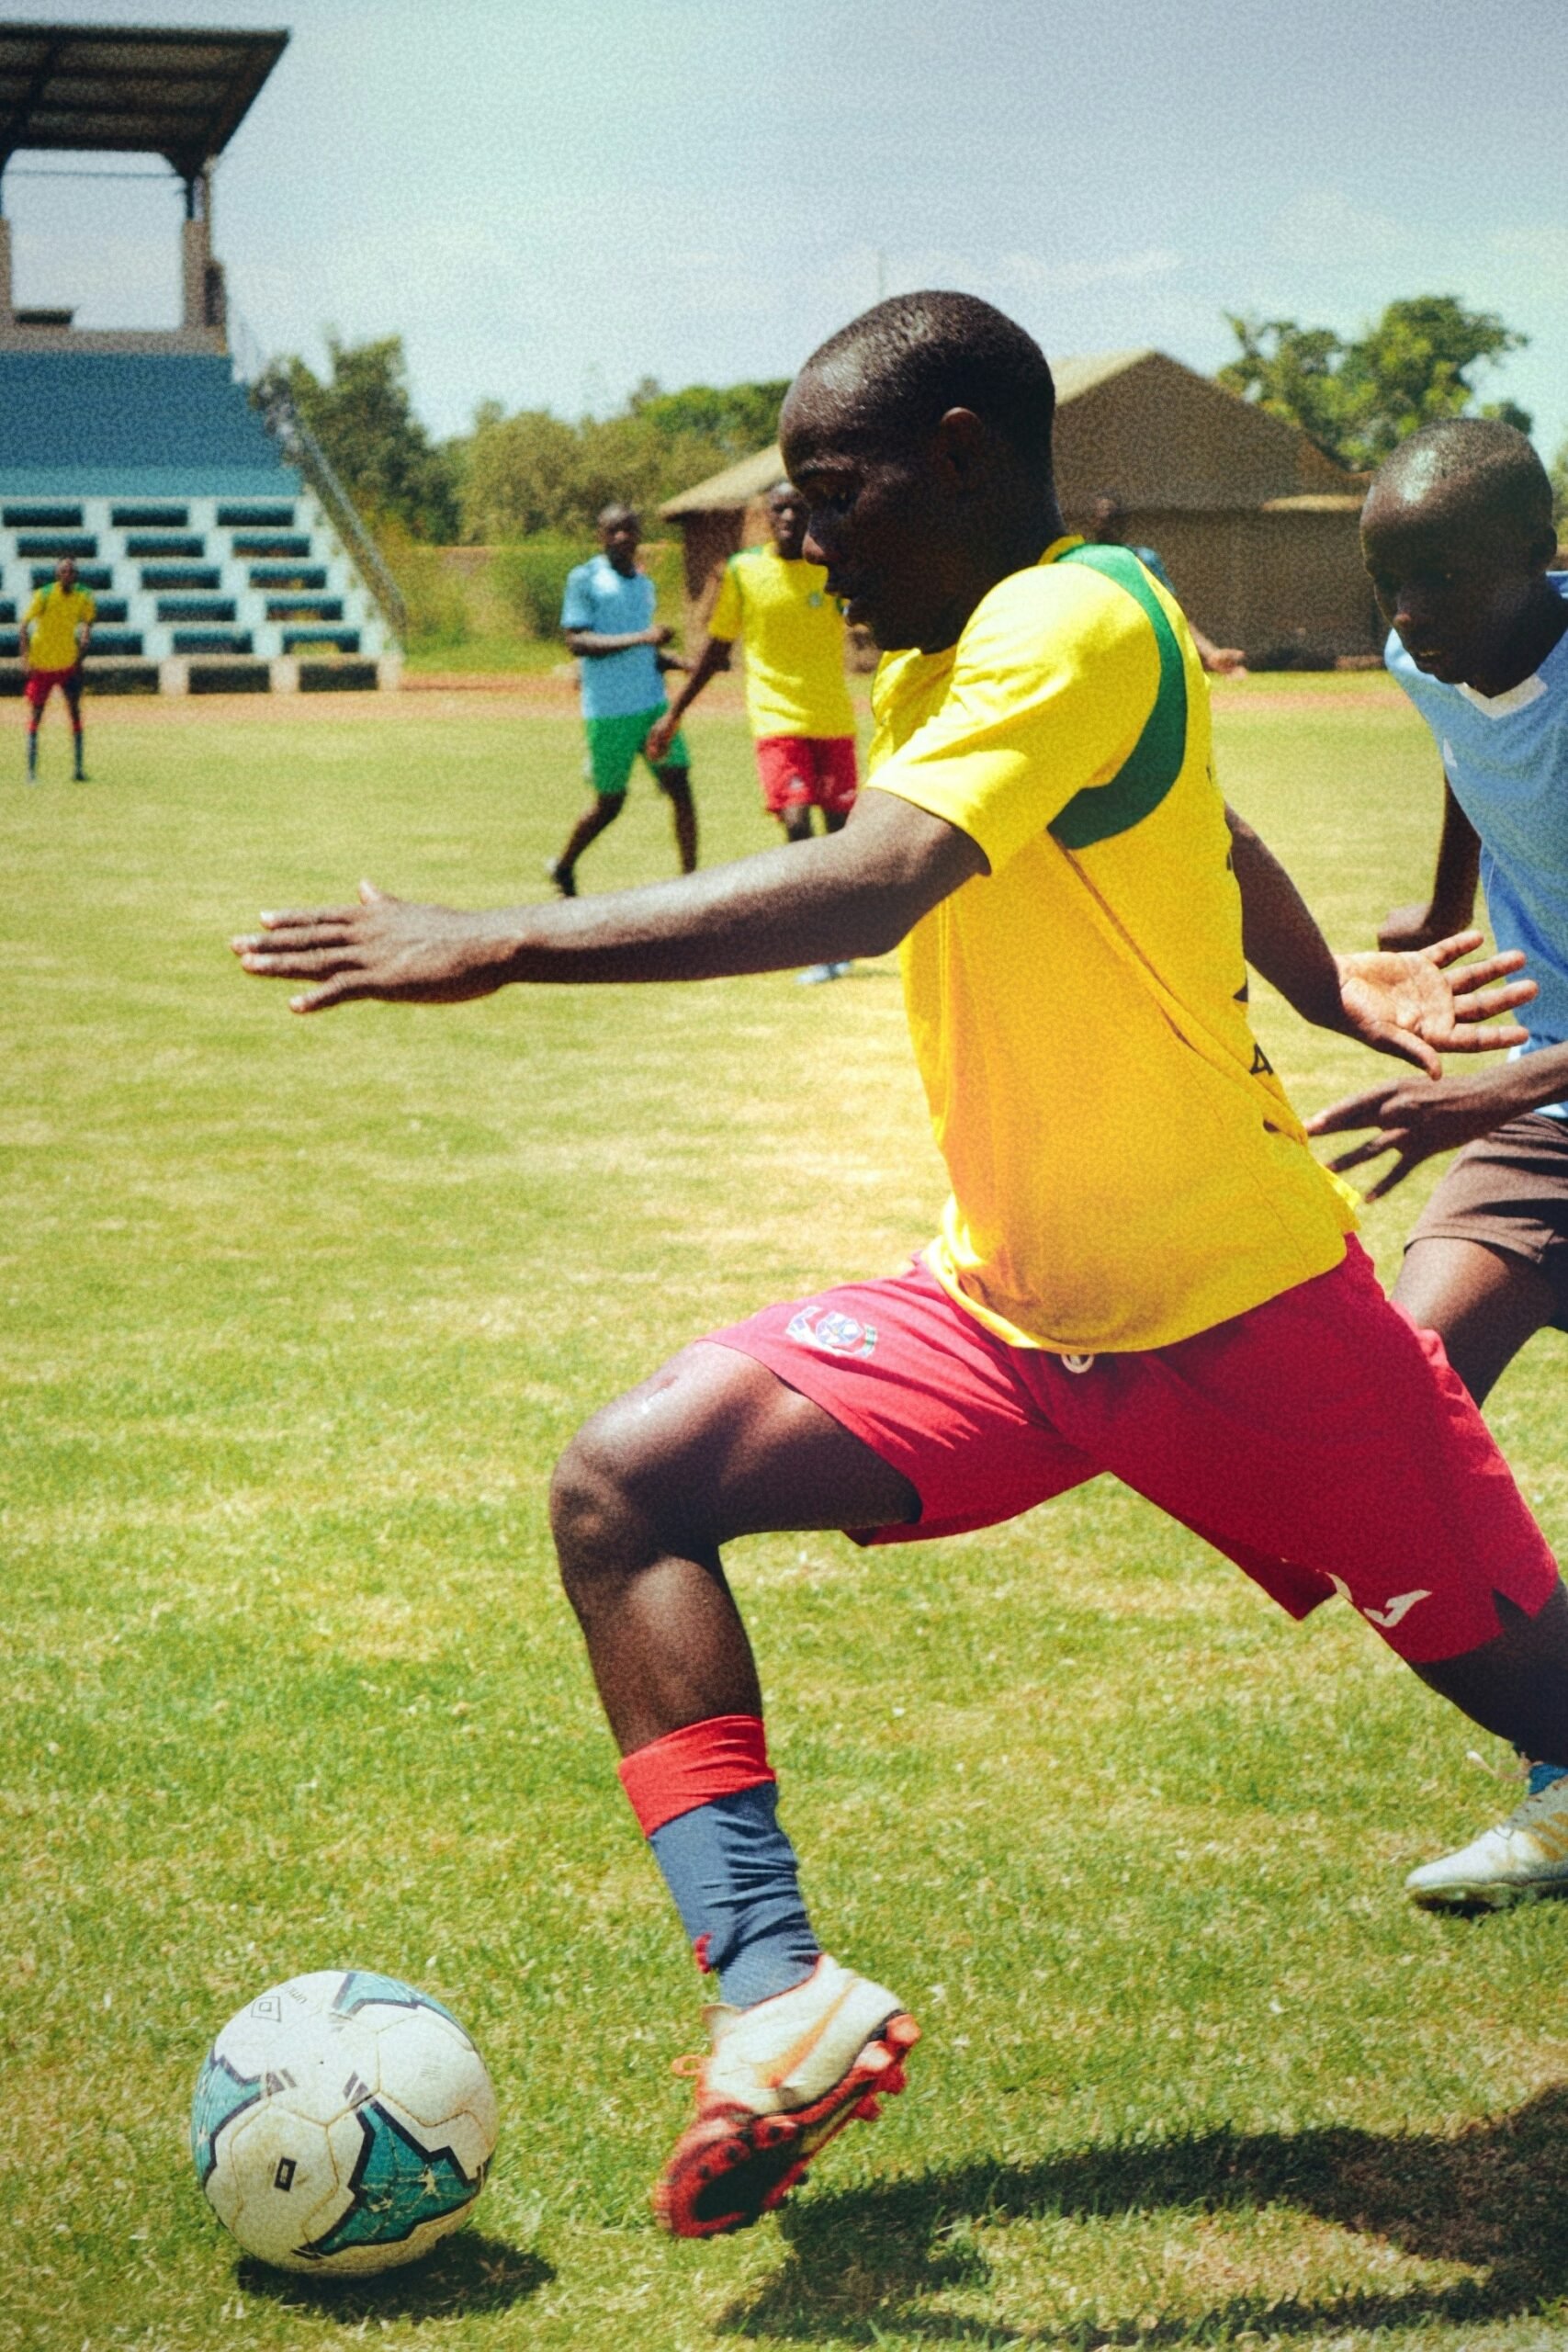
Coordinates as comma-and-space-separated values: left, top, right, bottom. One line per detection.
652, 1954, 919, 2237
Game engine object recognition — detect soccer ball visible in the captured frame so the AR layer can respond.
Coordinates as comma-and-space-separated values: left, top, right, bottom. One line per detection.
191, 1969, 498, 2275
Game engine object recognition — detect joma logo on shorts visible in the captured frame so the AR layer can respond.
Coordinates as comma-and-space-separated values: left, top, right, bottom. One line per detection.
786, 1307, 877, 1359
1329, 1576, 1432, 1631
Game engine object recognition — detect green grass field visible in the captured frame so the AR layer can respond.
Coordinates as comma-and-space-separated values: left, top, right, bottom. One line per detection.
4, 677, 1567, 2352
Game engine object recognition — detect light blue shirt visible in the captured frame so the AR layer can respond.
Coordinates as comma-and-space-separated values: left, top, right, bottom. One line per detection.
1386, 572, 1568, 1118
560, 555, 666, 720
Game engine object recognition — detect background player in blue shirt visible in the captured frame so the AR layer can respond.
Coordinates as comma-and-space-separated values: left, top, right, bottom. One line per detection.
547, 503, 696, 895
1312, 418, 1568, 1907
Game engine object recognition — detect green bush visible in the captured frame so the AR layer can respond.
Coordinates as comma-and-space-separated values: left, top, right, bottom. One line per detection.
491, 534, 596, 639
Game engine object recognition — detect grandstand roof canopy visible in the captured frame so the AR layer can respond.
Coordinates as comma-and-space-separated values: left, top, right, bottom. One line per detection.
0, 21, 288, 180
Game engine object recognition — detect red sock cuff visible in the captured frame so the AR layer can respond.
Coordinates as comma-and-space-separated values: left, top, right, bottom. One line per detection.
617, 1713, 775, 1836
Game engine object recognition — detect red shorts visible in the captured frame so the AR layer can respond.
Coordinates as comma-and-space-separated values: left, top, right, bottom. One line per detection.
25, 666, 83, 714
754, 735, 858, 819
707, 1239, 1557, 1665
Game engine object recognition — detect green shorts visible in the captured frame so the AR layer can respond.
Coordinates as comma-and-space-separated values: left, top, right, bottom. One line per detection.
584, 706, 690, 797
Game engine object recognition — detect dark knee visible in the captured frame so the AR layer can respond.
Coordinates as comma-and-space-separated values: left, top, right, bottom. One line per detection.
656, 768, 693, 801
550, 1413, 636, 1595
549, 1388, 693, 1604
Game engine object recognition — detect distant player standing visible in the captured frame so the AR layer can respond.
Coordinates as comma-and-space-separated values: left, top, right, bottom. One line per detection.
20, 554, 94, 782
650, 482, 860, 982
547, 504, 695, 896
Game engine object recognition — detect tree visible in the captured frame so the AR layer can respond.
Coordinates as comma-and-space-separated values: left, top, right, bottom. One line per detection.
1218, 296, 1529, 471
457, 377, 792, 544
626, 377, 790, 457
258, 334, 459, 541
1542, 435, 1568, 534
462, 407, 586, 540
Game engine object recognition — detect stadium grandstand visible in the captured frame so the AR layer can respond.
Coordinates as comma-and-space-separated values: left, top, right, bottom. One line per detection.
0, 21, 400, 693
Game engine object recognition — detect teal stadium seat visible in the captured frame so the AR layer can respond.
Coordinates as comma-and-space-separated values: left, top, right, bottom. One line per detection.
0, 355, 392, 676
0, 355, 288, 497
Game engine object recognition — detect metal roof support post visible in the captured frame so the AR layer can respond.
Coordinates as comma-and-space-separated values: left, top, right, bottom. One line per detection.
181, 168, 216, 337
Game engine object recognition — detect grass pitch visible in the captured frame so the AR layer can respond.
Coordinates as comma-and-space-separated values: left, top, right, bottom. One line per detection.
3, 676, 1567, 2352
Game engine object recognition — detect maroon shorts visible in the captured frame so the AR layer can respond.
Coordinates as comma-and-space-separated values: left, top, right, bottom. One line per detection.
1409, 1112, 1568, 1329
25, 666, 82, 714
754, 735, 858, 819
706, 1239, 1557, 1665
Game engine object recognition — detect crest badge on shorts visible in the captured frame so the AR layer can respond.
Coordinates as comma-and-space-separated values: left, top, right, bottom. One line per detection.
786, 1306, 878, 1359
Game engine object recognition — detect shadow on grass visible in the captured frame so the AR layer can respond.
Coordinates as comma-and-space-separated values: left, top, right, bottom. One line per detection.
723, 2087, 1568, 2345
238, 2228, 551, 2321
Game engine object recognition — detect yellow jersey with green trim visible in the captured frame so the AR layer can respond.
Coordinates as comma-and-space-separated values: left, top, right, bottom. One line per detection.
866, 537, 1357, 1353
24, 583, 95, 671
706, 544, 856, 741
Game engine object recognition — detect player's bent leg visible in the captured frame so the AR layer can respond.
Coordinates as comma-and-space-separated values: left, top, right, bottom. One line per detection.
1404, 1583, 1568, 1907
1087, 1238, 1568, 1907
551, 1341, 917, 1750
548, 793, 624, 893
1394, 1235, 1556, 1407
551, 1344, 919, 2233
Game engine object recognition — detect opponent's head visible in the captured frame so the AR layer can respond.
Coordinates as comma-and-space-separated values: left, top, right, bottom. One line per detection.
55, 555, 78, 591
1085, 492, 1126, 545
767, 481, 810, 561
598, 503, 640, 575
778, 290, 1061, 652
1360, 419, 1558, 688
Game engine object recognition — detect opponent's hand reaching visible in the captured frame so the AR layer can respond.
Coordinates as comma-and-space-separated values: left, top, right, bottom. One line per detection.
1306, 1071, 1517, 1200
1334, 930, 1534, 1078
232, 882, 512, 1013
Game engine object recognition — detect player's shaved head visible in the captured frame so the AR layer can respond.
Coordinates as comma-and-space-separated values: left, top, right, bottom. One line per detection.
598, 503, 638, 532
791, 291, 1056, 472
1369, 419, 1555, 555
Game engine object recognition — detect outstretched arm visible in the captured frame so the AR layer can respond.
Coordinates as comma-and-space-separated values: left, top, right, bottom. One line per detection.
564, 621, 673, 659
1379, 774, 1481, 952
1308, 1044, 1568, 1198
233, 788, 987, 1012
1224, 802, 1533, 1077
647, 637, 732, 762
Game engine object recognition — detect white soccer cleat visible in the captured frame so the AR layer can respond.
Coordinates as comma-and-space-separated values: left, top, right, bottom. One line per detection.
652, 1954, 919, 2237
1405, 1771, 1568, 1908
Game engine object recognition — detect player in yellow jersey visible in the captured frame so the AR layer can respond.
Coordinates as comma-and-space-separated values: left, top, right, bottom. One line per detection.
236, 294, 1563, 2239
20, 555, 95, 782
649, 481, 860, 980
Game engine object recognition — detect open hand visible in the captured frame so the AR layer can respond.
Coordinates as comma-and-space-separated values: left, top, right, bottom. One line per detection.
1306, 1071, 1512, 1199
231, 881, 511, 1014
644, 713, 679, 763
1335, 930, 1534, 1078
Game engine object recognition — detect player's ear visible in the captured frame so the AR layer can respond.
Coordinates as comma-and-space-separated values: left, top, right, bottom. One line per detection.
932, 407, 987, 491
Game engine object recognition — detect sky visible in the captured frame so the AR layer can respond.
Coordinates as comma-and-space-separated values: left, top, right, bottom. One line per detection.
8, 0, 1568, 458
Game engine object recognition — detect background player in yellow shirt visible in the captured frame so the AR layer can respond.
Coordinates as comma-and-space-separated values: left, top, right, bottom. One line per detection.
235, 292, 1562, 2242
649, 481, 859, 979
20, 555, 94, 782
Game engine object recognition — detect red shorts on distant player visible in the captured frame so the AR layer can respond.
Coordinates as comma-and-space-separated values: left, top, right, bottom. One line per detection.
754, 735, 858, 819
706, 1238, 1557, 1666
25, 666, 83, 714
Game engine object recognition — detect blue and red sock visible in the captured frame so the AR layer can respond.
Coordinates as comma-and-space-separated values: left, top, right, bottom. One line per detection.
619, 1714, 820, 2009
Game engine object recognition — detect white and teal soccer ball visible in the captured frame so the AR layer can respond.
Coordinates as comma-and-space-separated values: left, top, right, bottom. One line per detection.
191, 1969, 498, 2275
